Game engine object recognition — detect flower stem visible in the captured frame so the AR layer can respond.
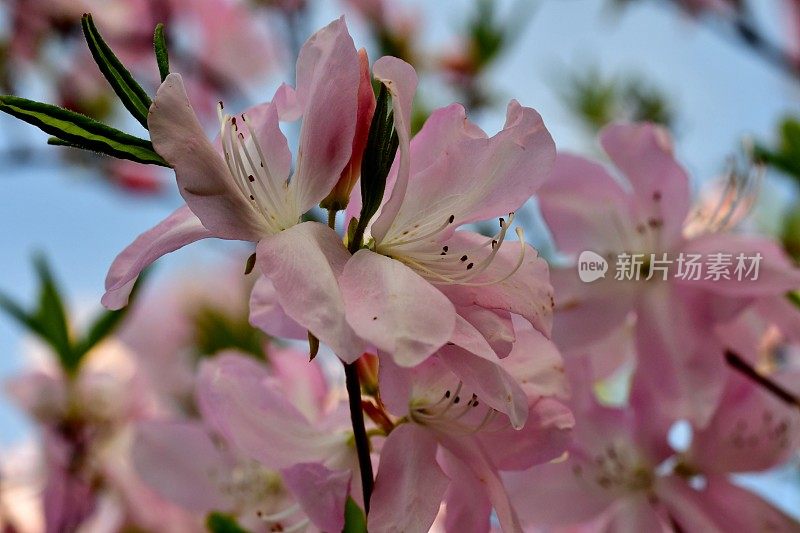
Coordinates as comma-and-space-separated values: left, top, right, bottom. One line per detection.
344, 361, 374, 513
327, 208, 337, 230
724, 350, 800, 410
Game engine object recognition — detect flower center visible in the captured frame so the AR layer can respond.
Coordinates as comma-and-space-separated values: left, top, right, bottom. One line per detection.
217, 103, 295, 235
376, 213, 527, 286
409, 382, 499, 434
572, 442, 654, 493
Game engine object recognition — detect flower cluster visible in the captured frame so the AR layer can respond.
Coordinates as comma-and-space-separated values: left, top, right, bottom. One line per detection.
2, 14, 800, 533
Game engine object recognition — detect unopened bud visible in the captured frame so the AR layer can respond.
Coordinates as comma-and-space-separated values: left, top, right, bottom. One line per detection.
320, 48, 376, 212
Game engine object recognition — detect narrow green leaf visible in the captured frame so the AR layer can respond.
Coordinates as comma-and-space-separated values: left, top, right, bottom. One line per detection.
0, 95, 168, 166
342, 497, 368, 533
153, 23, 170, 82
205, 512, 250, 533
0, 292, 45, 339
81, 13, 152, 129
32, 256, 75, 372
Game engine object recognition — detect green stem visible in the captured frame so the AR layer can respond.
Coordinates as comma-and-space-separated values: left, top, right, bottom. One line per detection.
345, 361, 374, 513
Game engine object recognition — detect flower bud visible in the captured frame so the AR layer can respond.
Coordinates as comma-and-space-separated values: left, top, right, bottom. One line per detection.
320, 48, 376, 212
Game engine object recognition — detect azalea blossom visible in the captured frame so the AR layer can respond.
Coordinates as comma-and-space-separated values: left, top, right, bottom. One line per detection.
367, 323, 573, 532
133, 348, 353, 532
254, 54, 556, 369
191, 349, 358, 526
102, 17, 365, 362
538, 122, 800, 424
504, 364, 800, 531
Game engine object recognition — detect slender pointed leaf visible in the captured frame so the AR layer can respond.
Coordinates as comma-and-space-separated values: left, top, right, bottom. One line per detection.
81, 13, 152, 129
154, 23, 170, 82
0, 95, 168, 166
342, 497, 368, 533
32, 256, 75, 371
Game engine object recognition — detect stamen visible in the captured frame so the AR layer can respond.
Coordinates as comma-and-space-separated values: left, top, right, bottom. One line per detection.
258, 503, 300, 523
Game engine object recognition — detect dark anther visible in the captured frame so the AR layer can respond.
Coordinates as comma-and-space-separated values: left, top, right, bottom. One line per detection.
442, 246, 449, 252
218, 100, 224, 109
444, 390, 451, 398
249, 195, 255, 200
466, 263, 474, 270
248, 175, 255, 182
453, 396, 461, 404
448, 214, 455, 223
460, 255, 468, 262
491, 240, 498, 248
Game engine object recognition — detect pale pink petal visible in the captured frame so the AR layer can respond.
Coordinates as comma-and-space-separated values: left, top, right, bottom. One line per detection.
504, 457, 614, 527
439, 450, 492, 533
599, 122, 690, 247
102, 205, 213, 310
248, 276, 307, 340
132, 421, 231, 511
281, 463, 350, 532
148, 74, 265, 240
632, 283, 727, 428
687, 370, 800, 474
501, 326, 570, 400
367, 56, 419, 243
437, 435, 523, 533
290, 17, 360, 212
256, 221, 365, 362
660, 476, 800, 531
340, 250, 456, 366
604, 495, 670, 532
196, 354, 345, 469
458, 306, 515, 358
677, 233, 800, 296
480, 397, 574, 471
438, 316, 528, 428
548, 266, 637, 353
440, 231, 554, 337
271, 347, 330, 424
538, 153, 637, 257
369, 424, 449, 533
375, 101, 555, 245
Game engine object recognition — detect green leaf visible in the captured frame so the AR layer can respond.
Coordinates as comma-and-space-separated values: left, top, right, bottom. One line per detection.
342, 497, 368, 533
32, 256, 76, 372
82, 13, 152, 129
154, 23, 170, 82
205, 512, 250, 533
351, 83, 398, 252
0, 95, 168, 166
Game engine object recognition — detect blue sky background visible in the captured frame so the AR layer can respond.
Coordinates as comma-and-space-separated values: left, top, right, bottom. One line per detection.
1, 0, 798, 516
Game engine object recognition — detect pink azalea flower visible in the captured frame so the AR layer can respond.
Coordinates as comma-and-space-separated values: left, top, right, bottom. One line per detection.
504, 365, 800, 532
102, 18, 365, 361
182, 348, 357, 527
538, 122, 800, 425
253, 54, 555, 369
368, 324, 573, 533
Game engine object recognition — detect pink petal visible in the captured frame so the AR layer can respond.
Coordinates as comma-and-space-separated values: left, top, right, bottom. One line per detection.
677, 233, 800, 296
538, 153, 637, 257
196, 354, 344, 469
339, 250, 456, 366
439, 450, 492, 533
281, 463, 350, 532
479, 397, 574, 471
687, 369, 800, 474
369, 424, 449, 533
367, 56, 419, 243
501, 326, 570, 400
290, 17, 361, 212
271, 346, 330, 424
148, 74, 265, 240
437, 435, 523, 533
256, 221, 365, 363
458, 306, 515, 359
548, 266, 637, 353
248, 276, 308, 340
102, 205, 213, 310
599, 122, 690, 247
503, 457, 614, 527
660, 476, 800, 531
131, 421, 230, 511
441, 231, 554, 337
632, 284, 727, 427
375, 101, 555, 245
439, 316, 528, 428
